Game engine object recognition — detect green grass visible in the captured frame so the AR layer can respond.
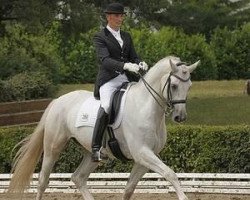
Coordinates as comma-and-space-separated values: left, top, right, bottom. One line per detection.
185, 80, 250, 125
57, 80, 250, 126
189, 80, 246, 99
56, 84, 94, 97
186, 96, 250, 125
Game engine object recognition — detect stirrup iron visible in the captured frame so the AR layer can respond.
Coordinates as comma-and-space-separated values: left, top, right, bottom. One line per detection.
92, 148, 102, 162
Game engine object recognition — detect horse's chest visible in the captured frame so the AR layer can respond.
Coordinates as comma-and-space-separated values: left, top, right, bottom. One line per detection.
152, 126, 167, 153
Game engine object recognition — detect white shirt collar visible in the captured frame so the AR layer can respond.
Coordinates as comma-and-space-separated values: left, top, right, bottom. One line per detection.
106, 25, 121, 36
106, 25, 123, 47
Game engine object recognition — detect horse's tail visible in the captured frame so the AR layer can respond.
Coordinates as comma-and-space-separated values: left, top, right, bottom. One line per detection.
8, 100, 55, 195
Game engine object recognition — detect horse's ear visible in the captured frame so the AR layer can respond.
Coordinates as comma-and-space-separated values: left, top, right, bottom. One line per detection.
170, 59, 178, 73
188, 60, 200, 73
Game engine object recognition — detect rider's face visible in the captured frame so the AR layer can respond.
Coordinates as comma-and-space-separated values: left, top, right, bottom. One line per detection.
106, 13, 125, 31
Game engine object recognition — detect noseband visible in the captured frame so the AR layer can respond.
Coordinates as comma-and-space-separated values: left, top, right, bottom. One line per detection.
139, 67, 191, 115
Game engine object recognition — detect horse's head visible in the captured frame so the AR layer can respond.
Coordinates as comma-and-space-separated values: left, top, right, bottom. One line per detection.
161, 59, 200, 123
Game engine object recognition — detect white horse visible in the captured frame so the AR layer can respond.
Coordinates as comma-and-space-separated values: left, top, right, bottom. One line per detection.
8, 56, 199, 200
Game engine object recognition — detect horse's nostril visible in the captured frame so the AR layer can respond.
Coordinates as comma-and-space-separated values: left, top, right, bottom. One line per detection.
174, 115, 186, 122
174, 116, 180, 122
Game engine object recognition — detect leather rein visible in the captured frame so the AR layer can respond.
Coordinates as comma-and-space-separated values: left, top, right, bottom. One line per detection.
138, 67, 190, 116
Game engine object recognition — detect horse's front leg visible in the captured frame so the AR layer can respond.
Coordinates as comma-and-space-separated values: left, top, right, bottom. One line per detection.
134, 147, 188, 200
122, 163, 148, 200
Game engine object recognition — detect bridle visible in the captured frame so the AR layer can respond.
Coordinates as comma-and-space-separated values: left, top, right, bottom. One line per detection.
138, 64, 191, 116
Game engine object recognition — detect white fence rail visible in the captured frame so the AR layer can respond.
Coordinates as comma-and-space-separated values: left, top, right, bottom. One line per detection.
1, 173, 250, 194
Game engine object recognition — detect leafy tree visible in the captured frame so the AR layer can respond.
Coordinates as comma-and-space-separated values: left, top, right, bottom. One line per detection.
131, 27, 217, 80
0, 0, 58, 35
124, 0, 250, 37
210, 23, 250, 80
1, 0, 249, 38
0, 0, 99, 37
59, 29, 98, 83
56, 0, 99, 38
0, 23, 62, 83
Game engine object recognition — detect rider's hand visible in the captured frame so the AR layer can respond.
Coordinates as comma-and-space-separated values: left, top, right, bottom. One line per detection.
123, 63, 140, 74
139, 61, 148, 71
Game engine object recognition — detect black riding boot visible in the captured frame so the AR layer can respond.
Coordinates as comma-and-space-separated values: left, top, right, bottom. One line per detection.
91, 107, 109, 162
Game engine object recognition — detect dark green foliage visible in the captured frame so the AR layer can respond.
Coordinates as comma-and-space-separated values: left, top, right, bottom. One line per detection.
131, 27, 217, 80
44, 21, 250, 82
53, 139, 84, 173
0, 127, 31, 173
1, 0, 250, 39
120, 0, 250, 38
161, 125, 250, 173
59, 29, 98, 83
210, 23, 250, 80
0, 0, 99, 37
0, 21, 249, 85
58, 1, 100, 38
0, 24, 62, 83
0, 71, 57, 102
0, 125, 249, 173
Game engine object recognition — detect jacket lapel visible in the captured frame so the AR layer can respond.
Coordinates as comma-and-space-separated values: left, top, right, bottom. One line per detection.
104, 28, 122, 50
120, 31, 128, 51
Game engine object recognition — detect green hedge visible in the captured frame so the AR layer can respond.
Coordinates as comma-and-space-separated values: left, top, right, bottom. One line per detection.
59, 26, 217, 83
161, 125, 250, 173
210, 23, 250, 80
58, 28, 98, 84
0, 71, 57, 102
131, 27, 217, 81
1, 23, 249, 85
58, 23, 250, 83
0, 125, 249, 174
0, 23, 62, 83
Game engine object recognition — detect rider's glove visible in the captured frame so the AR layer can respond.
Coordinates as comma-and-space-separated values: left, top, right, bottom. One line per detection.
139, 61, 148, 71
123, 63, 140, 74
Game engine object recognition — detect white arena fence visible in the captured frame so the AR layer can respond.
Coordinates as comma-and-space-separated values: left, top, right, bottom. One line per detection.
0, 173, 250, 194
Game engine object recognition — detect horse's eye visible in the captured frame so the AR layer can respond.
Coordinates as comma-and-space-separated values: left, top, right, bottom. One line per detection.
171, 84, 178, 90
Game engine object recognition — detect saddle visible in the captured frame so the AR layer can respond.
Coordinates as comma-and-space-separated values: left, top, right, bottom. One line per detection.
109, 82, 129, 124
106, 82, 131, 161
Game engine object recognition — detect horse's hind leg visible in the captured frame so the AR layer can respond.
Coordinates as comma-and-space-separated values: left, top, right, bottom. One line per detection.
136, 147, 188, 200
122, 163, 148, 200
36, 130, 68, 200
71, 151, 99, 200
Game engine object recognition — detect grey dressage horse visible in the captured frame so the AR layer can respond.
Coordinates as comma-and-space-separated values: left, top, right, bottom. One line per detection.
8, 56, 199, 200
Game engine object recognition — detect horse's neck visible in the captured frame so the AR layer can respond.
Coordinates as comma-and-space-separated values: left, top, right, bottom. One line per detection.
128, 62, 170, 123
144, 62, 168, 86
142, 59, 170, 100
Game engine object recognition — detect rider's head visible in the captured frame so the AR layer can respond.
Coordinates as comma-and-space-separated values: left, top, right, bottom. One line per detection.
104, 3, 126, 31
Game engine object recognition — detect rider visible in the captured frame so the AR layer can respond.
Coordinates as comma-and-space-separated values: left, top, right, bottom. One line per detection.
92, 2, 148, 162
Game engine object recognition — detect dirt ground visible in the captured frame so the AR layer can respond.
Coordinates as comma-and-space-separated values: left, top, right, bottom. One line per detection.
1, 193, 250, 200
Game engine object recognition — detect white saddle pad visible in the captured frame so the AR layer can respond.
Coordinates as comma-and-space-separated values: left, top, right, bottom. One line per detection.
75, 84, 132, 129
75, 96, 100, 128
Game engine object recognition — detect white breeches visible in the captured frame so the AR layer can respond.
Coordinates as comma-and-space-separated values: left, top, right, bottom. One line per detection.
99, 74, 128, 113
